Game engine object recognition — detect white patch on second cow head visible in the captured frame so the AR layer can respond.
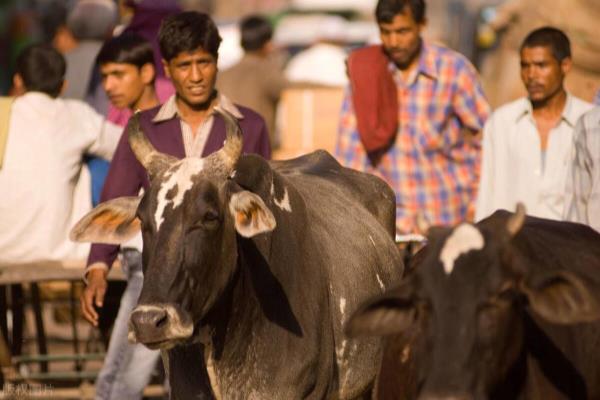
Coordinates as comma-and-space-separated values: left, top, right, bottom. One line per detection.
439, 223, 484, 275
154, 158, 205, 230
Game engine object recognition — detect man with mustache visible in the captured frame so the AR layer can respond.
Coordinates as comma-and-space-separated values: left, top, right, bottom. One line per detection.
336, 0, 490, 237
81, 11, 271, 399
476, 27, 593, 221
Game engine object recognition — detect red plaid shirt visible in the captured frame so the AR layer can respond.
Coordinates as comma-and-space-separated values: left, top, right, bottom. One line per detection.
336, 42, 490, 234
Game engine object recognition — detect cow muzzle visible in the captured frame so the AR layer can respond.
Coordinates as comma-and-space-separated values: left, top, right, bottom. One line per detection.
128, 304, 194, 350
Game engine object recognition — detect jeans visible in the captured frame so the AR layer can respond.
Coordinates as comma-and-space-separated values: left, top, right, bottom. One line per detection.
95, 249, 160, 400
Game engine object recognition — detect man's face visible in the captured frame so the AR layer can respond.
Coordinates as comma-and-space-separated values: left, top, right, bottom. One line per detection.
379, 9, 424, 70
162, 47, 218, 109
100, 62, 152, 110
520, 46, 570, 104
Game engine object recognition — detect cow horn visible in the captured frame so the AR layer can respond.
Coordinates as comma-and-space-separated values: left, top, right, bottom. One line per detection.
127, 112, 174, 177
507, 202, 526, 236
214, 106, 243, 172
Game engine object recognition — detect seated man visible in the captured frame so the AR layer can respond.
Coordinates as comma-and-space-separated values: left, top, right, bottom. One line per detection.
564, 106, 600, 232
0, 44, 121, 263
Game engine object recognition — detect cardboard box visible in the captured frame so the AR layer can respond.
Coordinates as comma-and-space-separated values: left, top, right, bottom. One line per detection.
274, 86, 345, 160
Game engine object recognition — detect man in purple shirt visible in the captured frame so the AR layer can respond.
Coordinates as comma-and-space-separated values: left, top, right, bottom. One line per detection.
80, 11, 271, 399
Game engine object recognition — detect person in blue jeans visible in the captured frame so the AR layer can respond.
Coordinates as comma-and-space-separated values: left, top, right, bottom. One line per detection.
92, 33, 162, 400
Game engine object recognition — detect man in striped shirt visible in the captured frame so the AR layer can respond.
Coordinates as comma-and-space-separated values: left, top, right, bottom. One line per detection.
336, 0, 490, 235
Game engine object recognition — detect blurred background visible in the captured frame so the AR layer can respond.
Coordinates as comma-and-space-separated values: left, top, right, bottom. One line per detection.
0, 0, 599, 397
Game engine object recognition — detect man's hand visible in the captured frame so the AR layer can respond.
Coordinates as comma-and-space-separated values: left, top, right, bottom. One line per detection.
81, 268, 108, 327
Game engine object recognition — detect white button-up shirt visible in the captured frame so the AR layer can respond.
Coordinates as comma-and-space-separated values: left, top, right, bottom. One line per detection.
0, 92, 122, 263
564, 106, 600, 232
475, 94, 593, 221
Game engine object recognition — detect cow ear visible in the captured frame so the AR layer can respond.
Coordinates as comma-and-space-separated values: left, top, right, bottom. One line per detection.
521, 270, 600, 324
345, 284, 417, 337
228, 191, 276, 238
70, 197, 141, 244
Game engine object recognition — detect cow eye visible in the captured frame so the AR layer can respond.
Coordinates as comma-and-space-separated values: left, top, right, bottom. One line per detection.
187, 210, 221, 233
203, 210, 219, 223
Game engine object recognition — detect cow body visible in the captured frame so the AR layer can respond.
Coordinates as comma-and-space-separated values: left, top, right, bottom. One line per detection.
348, 208, 600, 400
180, 152, 402, 399
72, 112, 403, 399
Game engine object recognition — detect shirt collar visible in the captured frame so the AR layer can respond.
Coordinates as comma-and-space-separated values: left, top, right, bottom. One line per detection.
516, 93, 578, 126
416, 41, 438, 80
388, 41, 438, 83
152, 92, 243, 123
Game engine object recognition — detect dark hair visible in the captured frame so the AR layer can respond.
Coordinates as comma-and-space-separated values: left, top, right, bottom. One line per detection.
96, 33, 155, 69
39, 1, 68, 44
240, 15, 273, 52
520, 26, 571, 62
15, 44, 65, 98
158, 11, 222, 61
375, 0, 426, 24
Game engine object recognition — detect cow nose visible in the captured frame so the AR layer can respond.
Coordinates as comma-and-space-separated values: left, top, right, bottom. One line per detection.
129, 305, 170, 345
131, 307, 168, 329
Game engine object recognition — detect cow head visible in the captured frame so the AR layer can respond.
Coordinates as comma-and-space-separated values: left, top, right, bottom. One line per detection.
71, 109, 276, 350
346, 204, 600, 400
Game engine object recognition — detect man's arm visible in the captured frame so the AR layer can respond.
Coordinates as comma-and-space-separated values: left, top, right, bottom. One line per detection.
263, 57, 288, 101
452, 59, 491, 135
82, 124, 144, 325
77, 101, 123, 160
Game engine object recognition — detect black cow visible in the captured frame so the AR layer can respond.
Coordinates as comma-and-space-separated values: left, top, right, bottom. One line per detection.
347, 205, 600, 400
71, 109, 404, 399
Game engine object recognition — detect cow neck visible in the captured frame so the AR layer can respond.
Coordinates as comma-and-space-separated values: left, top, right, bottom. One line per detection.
196, 263, 241, 352
489, 343, 527, 399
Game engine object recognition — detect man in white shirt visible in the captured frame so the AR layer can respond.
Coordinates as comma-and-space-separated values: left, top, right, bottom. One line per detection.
475, 27, 593, 221
0, 44, 121, 263
564, 106, 600, 232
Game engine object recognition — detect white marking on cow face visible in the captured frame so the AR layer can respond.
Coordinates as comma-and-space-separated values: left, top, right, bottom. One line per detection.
439, 223, 484, 275
340, 297, 346, 316
154, 158, 205, 230
376, 274, 385, 291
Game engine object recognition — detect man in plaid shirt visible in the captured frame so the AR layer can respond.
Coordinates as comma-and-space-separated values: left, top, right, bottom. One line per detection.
336, 0, 490, 235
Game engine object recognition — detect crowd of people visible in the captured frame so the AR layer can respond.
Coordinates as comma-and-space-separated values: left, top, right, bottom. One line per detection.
0, 0, 599, 398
